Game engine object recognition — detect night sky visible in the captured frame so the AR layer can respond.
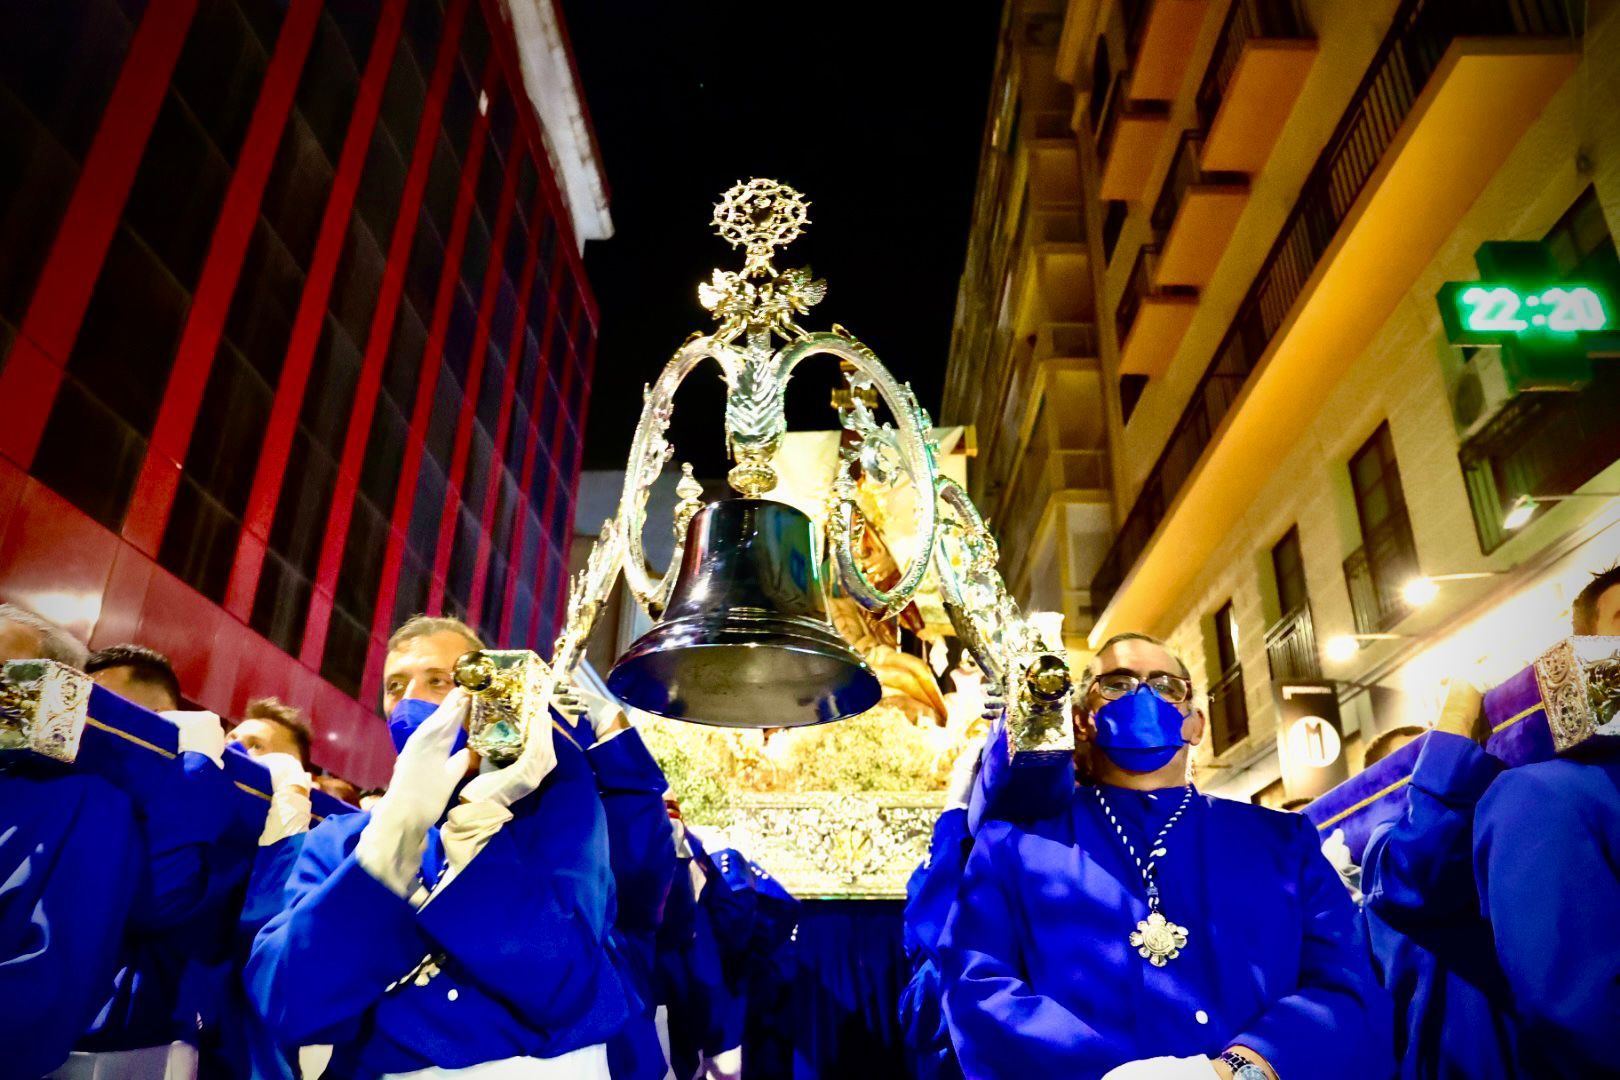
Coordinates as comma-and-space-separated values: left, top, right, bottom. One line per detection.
558, 0, 1002, 475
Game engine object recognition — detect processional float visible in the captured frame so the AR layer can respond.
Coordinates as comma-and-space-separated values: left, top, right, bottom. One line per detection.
457, 178, 1075, 781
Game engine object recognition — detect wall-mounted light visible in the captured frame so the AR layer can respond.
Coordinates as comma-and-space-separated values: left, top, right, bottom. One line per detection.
1399, 571, 1505, 609
1502, 491, 1620, 531
1324, 632, 1406, 664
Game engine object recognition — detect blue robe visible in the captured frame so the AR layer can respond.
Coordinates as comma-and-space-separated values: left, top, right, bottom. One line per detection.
1362, 731, 1517, 1079
587, 729, 677, 1080
653, 848, 724, 1080
0, 764, 143, 1078
1473, 744, 1620, 1077
940, 783, 1392, 1079
246, 731, 632, 1075
221, 835, 307, 1080
899, 807, 969, 1080
76, 750, 248, 1060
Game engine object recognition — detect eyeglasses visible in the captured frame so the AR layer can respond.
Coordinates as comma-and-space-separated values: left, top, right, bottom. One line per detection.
1091, 672, 1194, 705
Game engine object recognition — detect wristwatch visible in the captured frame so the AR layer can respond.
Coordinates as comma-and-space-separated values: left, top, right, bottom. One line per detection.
1218, 1050, 1268, 1080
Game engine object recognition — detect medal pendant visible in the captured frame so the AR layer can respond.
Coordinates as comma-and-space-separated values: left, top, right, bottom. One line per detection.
1130, 911, 1188, 966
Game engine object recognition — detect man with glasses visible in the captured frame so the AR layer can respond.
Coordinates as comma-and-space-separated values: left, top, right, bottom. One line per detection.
939, 633, 1391, 1079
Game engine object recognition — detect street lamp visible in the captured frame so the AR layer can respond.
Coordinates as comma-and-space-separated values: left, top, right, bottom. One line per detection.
1323, 633, 1406, 663
1502, 491, 1620, 531
1399, 571, 1504, 609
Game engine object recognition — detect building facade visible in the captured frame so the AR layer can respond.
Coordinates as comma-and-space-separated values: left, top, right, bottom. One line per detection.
943, 0, 1112, 651
952, 0, 1618, 799
0, 0, 607, 786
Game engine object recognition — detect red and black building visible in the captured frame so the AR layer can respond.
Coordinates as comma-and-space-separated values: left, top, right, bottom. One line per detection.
0, 0, 606, 786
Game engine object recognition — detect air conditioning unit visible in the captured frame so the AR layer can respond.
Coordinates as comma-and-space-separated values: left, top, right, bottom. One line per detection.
1449, 350, 1517, 441
1449, 344, 1591, 441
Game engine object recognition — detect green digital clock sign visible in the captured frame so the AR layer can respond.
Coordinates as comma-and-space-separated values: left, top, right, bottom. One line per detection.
1438, 281, 1611, 345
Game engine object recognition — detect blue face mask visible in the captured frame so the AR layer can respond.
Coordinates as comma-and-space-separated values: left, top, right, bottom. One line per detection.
388, 698, 467, 755
1092, 684, 1187, 773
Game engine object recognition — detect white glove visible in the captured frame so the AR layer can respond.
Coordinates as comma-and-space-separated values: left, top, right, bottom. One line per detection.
255, 751, 314, 846
944, 738, 983, 810
460, 703, 558, 808
163, 710, 226, 767
1321, 827, 1354, 874
257, 751, 312, 794
1100, 1056, 1216, 1079
576, 684, 630, 740
356, 690, 471, 898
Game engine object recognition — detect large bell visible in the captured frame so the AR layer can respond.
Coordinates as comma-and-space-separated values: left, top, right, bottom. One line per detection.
607, 498, 882, 727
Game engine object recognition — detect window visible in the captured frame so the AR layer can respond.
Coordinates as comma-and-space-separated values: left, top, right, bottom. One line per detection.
1266, 526, 1319, 681
0, 0, 143, 335
1344, 422, 1420, 634
1208, 600, 1248, 754
32, 1, 286, 529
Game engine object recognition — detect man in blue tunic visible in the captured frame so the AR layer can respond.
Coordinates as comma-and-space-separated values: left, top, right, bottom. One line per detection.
899, 739, 980, 1080
1360, 683, 1518, 1079
1469, 569, 1620, 1078
374, 616, 676, 1078
248, 650, 632, 1076
940, 632, 1391, 1080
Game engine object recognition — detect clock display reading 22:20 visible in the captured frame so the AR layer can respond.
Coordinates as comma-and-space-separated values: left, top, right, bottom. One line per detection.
1455, 284, 1608, 335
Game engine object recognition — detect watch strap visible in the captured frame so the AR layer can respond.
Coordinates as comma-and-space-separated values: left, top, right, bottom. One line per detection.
1219, 1050, 1264, 1079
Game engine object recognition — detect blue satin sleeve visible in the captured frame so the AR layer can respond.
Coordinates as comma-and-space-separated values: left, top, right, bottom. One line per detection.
246, 814, 430, 1047
0, 769, 142, 1078
1229, 816, 1394, 1080
92, 749, 237, 931
904, 807, 969, 964
899, 808, 970, 1078
1474, 757, 1620, 1075
940, 820, 1130, 1076
1363, 732, 1505, 986
416, 748, 627, 1037
588, 729, 676, 935
899, 959, 962, 1080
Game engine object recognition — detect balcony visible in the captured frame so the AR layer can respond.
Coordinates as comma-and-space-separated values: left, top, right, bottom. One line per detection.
1151, 130, 1250, 286
1026, 113, 1083, 207
1096, 70, 1172, 201
1088, 0, 1578, 640
1028, 207, 1091, 321
1208, 665, 1250, 754
1265, 603, 1321, 681
1343, 507, 1421, 635
1115, 244, 1197, 377
1196, 0, 1318, 173
996, 446, 1110, 592
1122, 0, 1214, 101
1460, 364, 1620, 553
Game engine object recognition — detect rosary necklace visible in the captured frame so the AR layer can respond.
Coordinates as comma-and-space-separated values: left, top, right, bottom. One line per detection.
1093, 784, 1194, 966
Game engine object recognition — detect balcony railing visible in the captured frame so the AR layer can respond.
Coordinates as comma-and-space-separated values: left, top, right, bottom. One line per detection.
1090, 0, 1578, 614
1036, 321, 1099, 361
1096, 70, 1170, 177
1149, 130, 1246, 243
1031, 109, 1072, 140
1196, 0, 1310, 132
1265, 603, 1321, 681
1343, 506, 1421, 635
1030, 208, 1086, 246
1460, 363, 1620, 554
995, 447, 1109, 578
1208, 665, 1250, 755
1114, 244, 1195, 346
